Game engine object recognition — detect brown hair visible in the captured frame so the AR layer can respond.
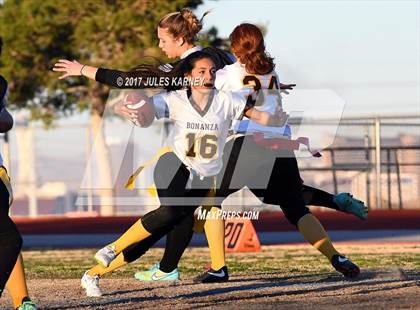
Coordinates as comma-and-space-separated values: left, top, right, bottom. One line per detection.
230, 23, 275, 75
158, 8, 209, 45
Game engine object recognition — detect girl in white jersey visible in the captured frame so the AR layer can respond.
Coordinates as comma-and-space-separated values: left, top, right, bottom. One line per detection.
88, 51, 287, 289
54, 9, 238, 295
207, 24, 363, 280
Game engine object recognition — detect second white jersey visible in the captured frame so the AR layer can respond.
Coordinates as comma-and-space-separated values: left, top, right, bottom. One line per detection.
153, 89, 246, 177
215, 61, 290, 138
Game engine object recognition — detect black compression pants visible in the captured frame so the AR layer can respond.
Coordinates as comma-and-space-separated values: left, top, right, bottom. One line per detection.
125, 152, 213, 273
0, 168, 22, 296
122, 136, 338, 270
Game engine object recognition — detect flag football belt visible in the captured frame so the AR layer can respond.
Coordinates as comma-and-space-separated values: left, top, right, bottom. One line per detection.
0, 166, 14, 206
252, 133, 322, 158
125, 146, 212, 191
125, 146, 173, 190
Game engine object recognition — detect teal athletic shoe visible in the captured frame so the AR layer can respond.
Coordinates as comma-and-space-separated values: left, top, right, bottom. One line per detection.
16, 300, 38, 310
134, 263, 180, 281
333, 193, 368, 220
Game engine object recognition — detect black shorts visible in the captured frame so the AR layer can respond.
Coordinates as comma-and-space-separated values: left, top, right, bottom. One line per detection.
216, 135, 310, 225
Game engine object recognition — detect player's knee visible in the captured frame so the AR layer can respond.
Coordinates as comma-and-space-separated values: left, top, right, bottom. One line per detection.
283, 206, 310, 226
154, 152, 181, 191
159, 206, 180, 221
141, 206, 179, 233
122, 246, 145, 263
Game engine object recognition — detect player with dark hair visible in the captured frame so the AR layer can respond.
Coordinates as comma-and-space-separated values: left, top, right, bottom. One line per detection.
53, 9, 239, 296
82, 50, 287, 295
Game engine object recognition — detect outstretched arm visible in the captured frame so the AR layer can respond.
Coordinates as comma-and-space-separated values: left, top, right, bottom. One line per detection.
53, 59, 98, 81
53, 59, 151, 89
279, 83, 296, 90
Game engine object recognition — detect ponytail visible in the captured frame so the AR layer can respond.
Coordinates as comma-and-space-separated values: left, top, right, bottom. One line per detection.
158, 8, 209, 44
230, 23, 275, 75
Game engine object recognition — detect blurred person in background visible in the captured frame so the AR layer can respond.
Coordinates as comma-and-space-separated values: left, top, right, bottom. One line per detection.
0, 38, 38, 310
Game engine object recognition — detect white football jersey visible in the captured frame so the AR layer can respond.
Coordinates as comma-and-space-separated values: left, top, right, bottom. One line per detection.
153, 89, 246, 177
215, 61, 290, 138
158, 46, 203, 72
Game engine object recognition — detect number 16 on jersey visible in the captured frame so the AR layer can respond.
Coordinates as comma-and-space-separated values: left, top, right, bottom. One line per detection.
186, 133, 218, 159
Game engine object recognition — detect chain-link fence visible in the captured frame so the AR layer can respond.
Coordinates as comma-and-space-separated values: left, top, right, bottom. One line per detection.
297, 116, 420, 210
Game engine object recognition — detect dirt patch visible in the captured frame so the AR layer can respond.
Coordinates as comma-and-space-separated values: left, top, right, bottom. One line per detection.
1, 269, 419, 309
1, 244, 419, 309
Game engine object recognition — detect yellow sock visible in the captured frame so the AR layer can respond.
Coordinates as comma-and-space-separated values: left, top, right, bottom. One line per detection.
297, 214, 339, 262
88, 253, 127, 277
204, 207, 226, 270
110, 218, 151, 253
5, 254, 29, 308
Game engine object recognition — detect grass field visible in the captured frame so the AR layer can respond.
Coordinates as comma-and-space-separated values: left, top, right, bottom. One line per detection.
1, 244, 419, 309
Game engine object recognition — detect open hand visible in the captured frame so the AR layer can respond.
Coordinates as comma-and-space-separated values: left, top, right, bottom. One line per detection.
280, 83, 296, 90
280, 83, 296, 95
113, 93, 154, 127
113, 98, 138, 122
53, 59, 83, 79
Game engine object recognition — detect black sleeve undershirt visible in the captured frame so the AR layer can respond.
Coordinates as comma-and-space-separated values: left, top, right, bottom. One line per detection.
95, 68, 149, 89
95, 60, 180, 89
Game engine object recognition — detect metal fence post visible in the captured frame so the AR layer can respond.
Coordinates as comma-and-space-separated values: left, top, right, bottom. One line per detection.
364, 125, 371, 208
86, 125, 93, 213
386, 149, 391, 209
394, 150, 403, 210
330, 149, 338, 195
375, 118, 382, 209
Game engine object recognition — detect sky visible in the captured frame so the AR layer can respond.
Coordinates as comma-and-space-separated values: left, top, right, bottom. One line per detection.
9, 0, 418, 122
4, 0, 420, 188
29, 0, 419, 124
195, 0, 420, 117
